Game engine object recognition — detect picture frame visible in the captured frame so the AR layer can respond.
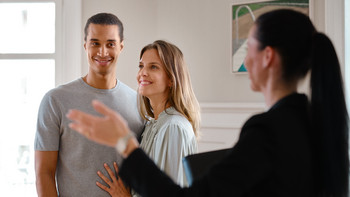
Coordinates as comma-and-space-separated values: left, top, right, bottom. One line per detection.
231, 0, 310, 73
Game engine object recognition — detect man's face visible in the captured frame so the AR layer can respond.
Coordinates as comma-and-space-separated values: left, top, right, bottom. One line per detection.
84, 24, 124, 77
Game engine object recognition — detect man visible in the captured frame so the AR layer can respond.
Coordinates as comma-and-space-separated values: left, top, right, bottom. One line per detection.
34, 13, 144, 196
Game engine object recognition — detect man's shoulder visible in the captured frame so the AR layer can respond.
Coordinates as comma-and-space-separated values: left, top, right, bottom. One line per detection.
58, 78, 82, 89
41, 78, 82, 101
115, 80, 137, 96
117, 80, 135, 91
50, 78, 82, 92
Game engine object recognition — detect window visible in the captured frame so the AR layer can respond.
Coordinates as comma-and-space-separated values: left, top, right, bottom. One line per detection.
0, 1, 59, 196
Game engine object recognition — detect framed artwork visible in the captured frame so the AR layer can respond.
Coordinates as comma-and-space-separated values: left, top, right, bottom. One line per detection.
231, 0, 310, 73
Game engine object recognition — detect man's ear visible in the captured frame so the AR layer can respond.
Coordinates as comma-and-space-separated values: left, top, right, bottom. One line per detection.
120, 41, 124, 51
263, 46, 275, 68
84, 42, 87, 51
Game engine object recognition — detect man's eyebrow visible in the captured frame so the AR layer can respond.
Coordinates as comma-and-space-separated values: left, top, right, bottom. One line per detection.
89, 38, 117, 42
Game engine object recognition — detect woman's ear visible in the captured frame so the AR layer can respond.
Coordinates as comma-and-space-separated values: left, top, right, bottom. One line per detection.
262, 46, 275, 68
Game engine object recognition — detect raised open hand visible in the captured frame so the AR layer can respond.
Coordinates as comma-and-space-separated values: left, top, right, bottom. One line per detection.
66, 100, 130, 147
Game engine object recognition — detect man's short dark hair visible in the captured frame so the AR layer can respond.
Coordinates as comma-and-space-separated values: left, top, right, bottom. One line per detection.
84, 13, 124, 42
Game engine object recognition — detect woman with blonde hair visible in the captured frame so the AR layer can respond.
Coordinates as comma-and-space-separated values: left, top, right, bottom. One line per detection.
137, 40, 200, 136
95, 40, 200, 196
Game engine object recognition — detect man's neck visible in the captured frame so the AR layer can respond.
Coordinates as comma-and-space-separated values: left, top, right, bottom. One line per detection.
83, 74, 117, 89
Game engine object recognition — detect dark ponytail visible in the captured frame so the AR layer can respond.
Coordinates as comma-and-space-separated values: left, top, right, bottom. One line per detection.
256, 9, 349, 196
310, 32, 349, 196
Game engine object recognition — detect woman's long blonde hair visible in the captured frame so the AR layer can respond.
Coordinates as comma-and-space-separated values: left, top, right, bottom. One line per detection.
137, 40, 200, 137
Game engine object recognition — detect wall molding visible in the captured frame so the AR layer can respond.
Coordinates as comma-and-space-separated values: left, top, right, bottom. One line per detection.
198, 102, 265, 152
201, 102, 266, 112
200, 102, 265, 128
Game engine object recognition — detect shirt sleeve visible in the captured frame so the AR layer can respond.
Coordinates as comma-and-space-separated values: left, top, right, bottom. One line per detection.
34, 92, 61, 151
152, 123, 196, 186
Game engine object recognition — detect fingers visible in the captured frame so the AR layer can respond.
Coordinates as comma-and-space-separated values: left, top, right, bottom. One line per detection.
67, 109, 97, 134
67, 109, 98, 127
92, 100, 116, 117
67, 109, 99, 139
92, 100, 128, 127
97, 170, 112, 186
113, 162, 123, 185
113, 162, 128, 190
113, 162, 120, 174
104, 163, 118, 183
97, 163, 130, 196
68, 122, 91, 137
67, 100, 130, 147
96, 180, 110, 192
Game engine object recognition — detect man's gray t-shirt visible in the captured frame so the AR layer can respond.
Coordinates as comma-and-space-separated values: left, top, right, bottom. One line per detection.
35, 78, 144, 197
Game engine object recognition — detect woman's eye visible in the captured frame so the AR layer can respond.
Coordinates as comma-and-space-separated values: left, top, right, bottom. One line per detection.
91, 42, 99, 46
151, 65, 158, 69
138, 65, 144, 69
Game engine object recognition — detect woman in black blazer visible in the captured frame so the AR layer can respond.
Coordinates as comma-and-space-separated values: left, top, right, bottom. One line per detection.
67, 9, 349, 197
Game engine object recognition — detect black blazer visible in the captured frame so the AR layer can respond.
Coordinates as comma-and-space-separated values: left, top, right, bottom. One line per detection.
120, 93, 314, 197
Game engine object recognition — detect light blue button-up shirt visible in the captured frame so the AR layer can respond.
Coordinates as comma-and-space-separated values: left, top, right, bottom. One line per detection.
140, 107, 198, 186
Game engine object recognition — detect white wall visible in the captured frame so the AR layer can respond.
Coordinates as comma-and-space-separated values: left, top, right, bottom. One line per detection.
80, 0, 346, 103
155, 0, 265, 103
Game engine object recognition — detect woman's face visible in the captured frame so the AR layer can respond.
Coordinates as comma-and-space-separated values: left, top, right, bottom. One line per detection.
137, 49, 172, 102
244, 25, 267, 92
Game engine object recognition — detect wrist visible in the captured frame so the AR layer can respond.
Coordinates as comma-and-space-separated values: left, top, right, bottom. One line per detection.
122, 138, 139, 158
115, 132, 134, 154
115, 132, 139, 157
